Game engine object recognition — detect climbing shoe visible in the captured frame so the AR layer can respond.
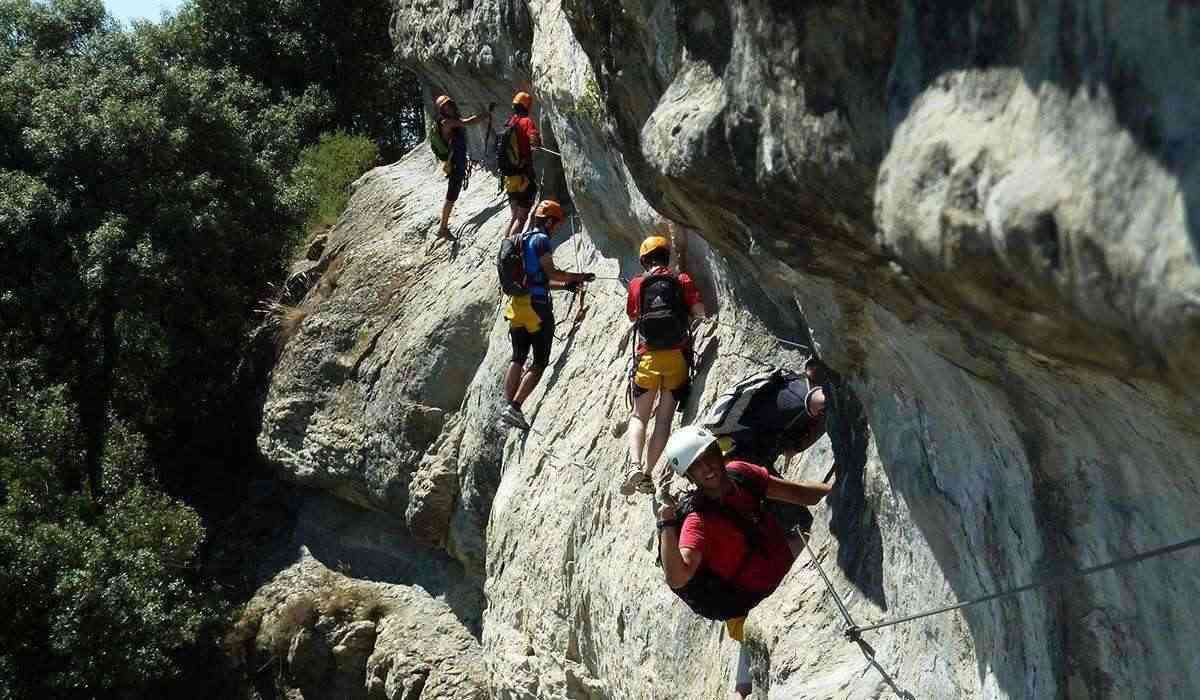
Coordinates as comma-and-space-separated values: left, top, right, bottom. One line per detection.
500, 403, 530, 431
618, 465, 653, 496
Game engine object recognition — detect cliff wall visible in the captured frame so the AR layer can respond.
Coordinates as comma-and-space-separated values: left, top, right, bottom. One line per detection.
245, 2, 1200, 698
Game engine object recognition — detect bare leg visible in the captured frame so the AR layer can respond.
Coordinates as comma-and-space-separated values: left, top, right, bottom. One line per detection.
513, 367, 544, 406
439, 200, 454, 237
628, 388, 657, 467
504, 362, 523, 403
507, 203, 530, 238
646, 389, 678, 478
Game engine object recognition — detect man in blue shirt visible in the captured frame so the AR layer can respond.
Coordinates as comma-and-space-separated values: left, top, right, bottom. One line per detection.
501, 200, 594, 430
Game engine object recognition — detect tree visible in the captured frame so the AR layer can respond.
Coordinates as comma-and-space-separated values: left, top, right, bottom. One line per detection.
184, 0, 423, 159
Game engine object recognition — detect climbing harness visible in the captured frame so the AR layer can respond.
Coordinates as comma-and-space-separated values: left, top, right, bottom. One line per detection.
801, 529, 1200, 642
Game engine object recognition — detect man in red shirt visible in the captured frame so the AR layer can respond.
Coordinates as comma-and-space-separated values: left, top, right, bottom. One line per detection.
503, 91, 541, 239
657, 425, 832, 699
620, 234, 706, 496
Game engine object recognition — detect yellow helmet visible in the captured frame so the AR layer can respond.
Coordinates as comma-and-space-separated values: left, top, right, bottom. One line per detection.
535, 199, 564, 223
639, 235, 670, 260
512, 91, 533, 110
435, 95, 454, 111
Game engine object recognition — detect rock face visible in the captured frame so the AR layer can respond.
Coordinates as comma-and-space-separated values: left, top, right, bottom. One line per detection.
252, 1, 1200, 698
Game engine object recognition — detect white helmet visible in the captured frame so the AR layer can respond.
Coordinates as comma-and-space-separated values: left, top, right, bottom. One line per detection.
664, 426, 720, 476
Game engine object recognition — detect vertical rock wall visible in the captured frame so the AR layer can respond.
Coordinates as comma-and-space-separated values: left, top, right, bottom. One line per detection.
248, 1, 1200, 698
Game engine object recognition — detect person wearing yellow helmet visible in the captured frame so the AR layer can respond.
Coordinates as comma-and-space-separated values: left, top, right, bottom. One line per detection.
433, 94, 485, 239
498, 91, 542, 239
619, 230, 707, 496
498, 199, 595, 430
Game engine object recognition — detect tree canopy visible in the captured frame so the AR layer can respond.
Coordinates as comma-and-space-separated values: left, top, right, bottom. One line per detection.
0, 0, 417, 695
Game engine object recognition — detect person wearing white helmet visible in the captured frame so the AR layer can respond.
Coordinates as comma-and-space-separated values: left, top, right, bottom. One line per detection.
656, 425, 832, 699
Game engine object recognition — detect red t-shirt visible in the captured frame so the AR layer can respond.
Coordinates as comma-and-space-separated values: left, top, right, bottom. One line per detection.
677, 461, 796, 594
506, 115, 539, 162
627, 267, 701, 352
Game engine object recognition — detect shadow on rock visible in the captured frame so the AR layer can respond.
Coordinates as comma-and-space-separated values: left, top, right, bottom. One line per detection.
825, 376, 887, 610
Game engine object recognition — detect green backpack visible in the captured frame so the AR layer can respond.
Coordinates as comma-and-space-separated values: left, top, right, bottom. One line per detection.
429, 119, 450, 162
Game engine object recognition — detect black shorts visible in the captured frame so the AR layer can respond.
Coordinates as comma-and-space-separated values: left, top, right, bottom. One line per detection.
446, 155, 466, 203
510, 301, 554, 368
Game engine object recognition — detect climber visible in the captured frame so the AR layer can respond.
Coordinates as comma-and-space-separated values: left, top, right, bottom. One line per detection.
655, 425, 833, 699
497, 91, 541, 239
499, 199, 595, 430
699, 357, 835, 476
432, 95, 485, 239
619, 234, 706, 496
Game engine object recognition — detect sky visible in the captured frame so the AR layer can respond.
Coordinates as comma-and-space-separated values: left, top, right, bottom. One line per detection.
104, 0, 183, 24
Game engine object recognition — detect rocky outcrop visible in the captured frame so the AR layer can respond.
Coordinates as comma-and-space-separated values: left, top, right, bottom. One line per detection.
252, 1, 1200, 698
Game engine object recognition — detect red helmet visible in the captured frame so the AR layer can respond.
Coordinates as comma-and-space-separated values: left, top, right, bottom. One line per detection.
535, 199, 564, 223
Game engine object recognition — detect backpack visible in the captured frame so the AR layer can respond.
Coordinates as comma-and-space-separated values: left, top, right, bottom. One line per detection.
497, 233, 530, 296
662, 471, 773, 621
495, 118, 524, 176
636, 272, 689, 350
699, 368, 799, 438
429, 119, 451, 162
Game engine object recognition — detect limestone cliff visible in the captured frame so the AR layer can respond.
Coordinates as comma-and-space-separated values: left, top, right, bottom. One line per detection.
247, 2, 1200, 698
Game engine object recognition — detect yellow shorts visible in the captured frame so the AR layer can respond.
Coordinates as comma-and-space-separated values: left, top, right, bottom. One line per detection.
505, 295, 542, 333
634, 349, 687, 392
725, 616, 746, 642
503, 174, 530, 193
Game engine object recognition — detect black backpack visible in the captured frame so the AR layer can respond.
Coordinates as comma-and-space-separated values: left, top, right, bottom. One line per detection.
662, 471, 774, 621
495, 118, 524, 176
497, 233, 530, 296
637, 272, 689, 350
700, 367, 800, 438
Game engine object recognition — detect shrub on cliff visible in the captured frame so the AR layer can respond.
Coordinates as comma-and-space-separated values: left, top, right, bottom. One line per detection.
293, 131, 381, 231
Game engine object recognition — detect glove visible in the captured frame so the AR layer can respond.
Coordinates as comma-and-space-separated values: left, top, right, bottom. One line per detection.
581, 272, 596, 283
565, 281, 581, 293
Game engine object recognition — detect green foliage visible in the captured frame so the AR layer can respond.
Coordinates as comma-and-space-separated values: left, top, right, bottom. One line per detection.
0, 380, 214, 696
293, 131, 380, 230
0, 1, 344, 695
182, 0, 422, 159
0, 0, 420, 695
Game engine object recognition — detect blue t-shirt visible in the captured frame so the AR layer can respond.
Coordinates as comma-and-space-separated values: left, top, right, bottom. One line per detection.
522, 228, 553, 300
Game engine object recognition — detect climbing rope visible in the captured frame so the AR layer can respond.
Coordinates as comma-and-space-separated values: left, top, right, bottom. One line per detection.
802, 529, 1200, 641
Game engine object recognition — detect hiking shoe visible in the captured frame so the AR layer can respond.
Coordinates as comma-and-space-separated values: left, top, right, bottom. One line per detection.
500, 403, 530, 431
619, 465, 651, 496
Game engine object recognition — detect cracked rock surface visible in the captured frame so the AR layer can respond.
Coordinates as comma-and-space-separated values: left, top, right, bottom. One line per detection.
250, 1, 1200, 698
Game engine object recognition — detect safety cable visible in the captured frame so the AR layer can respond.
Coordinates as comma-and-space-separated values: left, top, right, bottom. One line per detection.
841, 533, 1200, 639
705, 318, 810, 351
801, 534, 859, 630
524, 424, 595, 473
